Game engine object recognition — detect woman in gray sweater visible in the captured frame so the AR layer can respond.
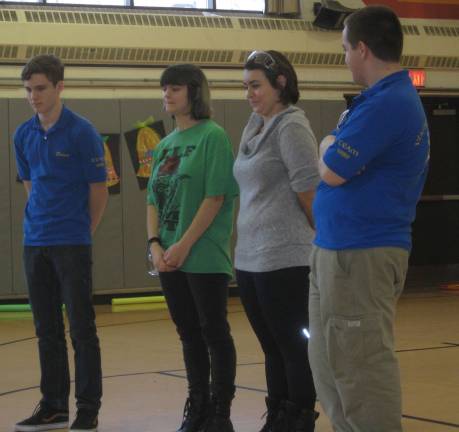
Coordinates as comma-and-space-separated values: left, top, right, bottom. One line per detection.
233, 50, 320, 432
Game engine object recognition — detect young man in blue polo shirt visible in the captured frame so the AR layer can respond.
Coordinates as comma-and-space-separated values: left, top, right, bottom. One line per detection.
309, 6, 429, 432
14, 55, 108, 432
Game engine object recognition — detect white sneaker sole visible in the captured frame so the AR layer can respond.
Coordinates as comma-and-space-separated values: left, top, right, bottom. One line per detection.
14, 422, 68, 431
69, 428, 97, 432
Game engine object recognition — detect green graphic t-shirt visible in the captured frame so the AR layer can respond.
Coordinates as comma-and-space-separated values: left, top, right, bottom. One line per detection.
147, 120, 238, 276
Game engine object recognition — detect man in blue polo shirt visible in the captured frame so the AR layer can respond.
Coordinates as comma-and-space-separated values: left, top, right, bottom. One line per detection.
14, 55, 108, 432
309, 6, 429, 432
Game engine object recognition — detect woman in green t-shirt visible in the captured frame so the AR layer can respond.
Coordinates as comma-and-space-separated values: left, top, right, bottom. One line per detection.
146, 64, 238, 432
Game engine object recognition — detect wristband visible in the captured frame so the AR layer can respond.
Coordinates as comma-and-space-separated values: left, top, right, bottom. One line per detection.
147, 236, 161, 246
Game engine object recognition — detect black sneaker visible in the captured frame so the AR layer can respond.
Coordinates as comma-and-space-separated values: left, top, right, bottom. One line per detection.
69, 410, 98, 432
15, 403, 69, 431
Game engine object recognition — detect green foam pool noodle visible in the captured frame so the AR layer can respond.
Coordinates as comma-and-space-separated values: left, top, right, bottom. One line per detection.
111, 295, 165, 306
0, 304, 31, 312
112, 303, 168, 313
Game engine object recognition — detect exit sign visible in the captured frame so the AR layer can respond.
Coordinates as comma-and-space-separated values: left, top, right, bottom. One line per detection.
409, 69, 426, 88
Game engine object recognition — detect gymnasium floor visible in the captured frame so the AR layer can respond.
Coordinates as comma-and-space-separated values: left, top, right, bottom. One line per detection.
0, 292, 458, 432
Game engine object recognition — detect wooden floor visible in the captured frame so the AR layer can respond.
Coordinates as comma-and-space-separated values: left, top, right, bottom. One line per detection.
0, 292, 458, 432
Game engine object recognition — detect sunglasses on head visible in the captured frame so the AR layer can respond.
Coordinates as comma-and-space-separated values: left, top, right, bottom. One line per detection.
246, 51, 278, 72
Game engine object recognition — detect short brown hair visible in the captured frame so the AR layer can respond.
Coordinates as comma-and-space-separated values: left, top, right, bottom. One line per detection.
21, 54, 64, 86
344, 6, 403, 62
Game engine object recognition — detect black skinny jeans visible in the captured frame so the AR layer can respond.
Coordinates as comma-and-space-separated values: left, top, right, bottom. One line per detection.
159, 271, 236, 401
236, 266, 316, 409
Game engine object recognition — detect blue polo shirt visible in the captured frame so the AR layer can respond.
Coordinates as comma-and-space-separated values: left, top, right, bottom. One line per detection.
313, 70, 430, 251
14, 106, 106, 246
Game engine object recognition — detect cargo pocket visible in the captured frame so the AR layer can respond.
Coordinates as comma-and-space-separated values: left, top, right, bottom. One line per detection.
327, 314, 384, 372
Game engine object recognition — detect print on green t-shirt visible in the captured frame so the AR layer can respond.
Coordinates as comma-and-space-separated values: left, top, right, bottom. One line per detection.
147, 120, 238, 276
153, 147, 193, 232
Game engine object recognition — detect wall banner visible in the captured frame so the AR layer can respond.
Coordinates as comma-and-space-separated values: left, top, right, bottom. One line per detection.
102, 134, 121, 195
124, 118, 166, 190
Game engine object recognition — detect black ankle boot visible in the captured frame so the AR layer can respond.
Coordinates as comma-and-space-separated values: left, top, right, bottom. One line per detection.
177, 393, 209, 432
199, 396, 234, 432
294, 408, 319, 432
283, 401, 319, 432
200, 415, 234, 432
259, 397, 283, 432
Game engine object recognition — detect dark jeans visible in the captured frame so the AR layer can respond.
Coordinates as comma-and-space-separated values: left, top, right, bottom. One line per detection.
159, 271, 236, 401
24, 245, 102, 413
236, 266, 316, 409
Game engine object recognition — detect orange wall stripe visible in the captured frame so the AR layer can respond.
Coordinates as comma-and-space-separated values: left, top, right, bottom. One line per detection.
363, 0, 459, 19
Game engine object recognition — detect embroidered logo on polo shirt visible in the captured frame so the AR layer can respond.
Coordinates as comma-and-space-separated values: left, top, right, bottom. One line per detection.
91, 156, 105, 168
336, 140, 359, 160
415, 120, 429, 147
56, 151, 71, 158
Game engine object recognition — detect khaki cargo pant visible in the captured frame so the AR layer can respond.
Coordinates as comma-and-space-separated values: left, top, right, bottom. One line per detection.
308, 246, 409, 432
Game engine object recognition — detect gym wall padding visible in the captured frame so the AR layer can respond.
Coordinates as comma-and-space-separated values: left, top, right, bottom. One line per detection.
9, 99, 33, 295
65, 99, 124, 293
0, 100, 13, 296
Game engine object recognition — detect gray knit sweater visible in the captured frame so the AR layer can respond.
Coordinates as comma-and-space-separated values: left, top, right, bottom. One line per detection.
233, 106, 320, 272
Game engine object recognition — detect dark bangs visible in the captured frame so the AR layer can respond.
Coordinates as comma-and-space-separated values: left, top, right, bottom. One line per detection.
160, 64, 193, 87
